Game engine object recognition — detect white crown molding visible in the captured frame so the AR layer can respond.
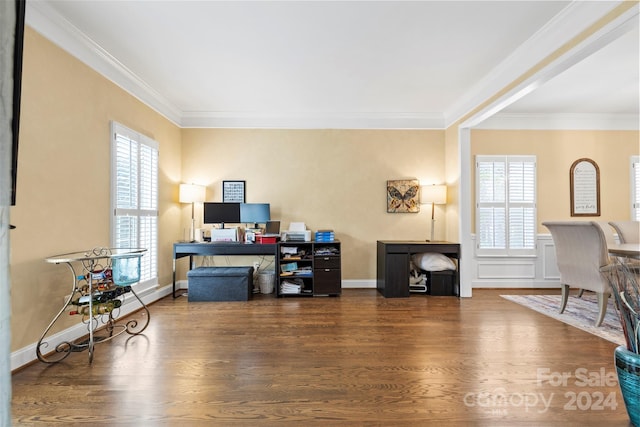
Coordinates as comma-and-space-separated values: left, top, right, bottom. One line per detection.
25, 1, 443, 130
26, 0, 183, 126
475, 113, 639, 131
180, 111, 444, 129
25, 0, 637, 131
444, 1, 630, 128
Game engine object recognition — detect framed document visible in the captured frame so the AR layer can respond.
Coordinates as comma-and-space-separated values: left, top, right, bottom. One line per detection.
222, 180, 245, 203
570, 158, 600, 217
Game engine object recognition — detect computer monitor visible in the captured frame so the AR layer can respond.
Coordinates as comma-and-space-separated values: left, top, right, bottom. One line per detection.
240, 203, 270, 228
265, 220, 280, 235
203, 202, 241, 228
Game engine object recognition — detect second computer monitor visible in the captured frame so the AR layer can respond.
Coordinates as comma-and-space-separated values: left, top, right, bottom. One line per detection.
240, 203, 270, 228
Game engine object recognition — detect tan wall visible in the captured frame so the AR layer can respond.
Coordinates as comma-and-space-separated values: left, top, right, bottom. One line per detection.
181, 128, 446, 281
470, 129, 640, 233
9, 28, 183, 351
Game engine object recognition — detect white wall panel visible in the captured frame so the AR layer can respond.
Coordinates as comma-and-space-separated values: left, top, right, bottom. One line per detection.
471, 234, 561, 288
477, 260, 536, 279
542, 241, 560, 280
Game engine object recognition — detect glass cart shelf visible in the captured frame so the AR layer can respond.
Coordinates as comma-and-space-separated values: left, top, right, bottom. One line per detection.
37, 247, 148, 364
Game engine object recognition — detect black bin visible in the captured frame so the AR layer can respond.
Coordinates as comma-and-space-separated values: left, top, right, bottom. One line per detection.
428, 270, 455, 296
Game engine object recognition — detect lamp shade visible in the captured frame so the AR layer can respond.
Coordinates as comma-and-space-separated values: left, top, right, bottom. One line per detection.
179, 183, 205, 204
421, 185, 447, 205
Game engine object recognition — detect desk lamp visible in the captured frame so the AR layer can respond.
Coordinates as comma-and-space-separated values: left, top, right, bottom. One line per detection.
421, 185, 447, 241
179, 183, 205, 242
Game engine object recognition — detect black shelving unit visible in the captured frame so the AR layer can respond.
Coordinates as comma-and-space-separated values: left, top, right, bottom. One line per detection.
313, 241, 341, 296
277, 240, 341, 297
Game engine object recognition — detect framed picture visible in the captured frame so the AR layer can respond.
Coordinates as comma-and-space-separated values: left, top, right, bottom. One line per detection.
570, 158, 600, 217
222, 180, 245, 203
387, 179, 420, 213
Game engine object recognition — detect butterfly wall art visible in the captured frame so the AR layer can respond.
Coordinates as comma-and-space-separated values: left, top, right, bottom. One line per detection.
387, 179, 420, 213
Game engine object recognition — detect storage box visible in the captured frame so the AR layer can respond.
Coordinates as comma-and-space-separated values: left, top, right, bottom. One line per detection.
187, 266, 254, 301
260, 235, 279, 244
427, 270, 456, 296
315, 230, 335, 242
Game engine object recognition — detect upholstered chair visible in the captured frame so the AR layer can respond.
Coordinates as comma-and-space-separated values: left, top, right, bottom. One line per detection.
571, 222, 617, 299
609, 221, 640, 244
595, 221, 617, 246
542, 221, 613, 327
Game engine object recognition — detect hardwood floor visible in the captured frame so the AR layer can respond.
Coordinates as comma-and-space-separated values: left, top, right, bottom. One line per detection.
12, 289, 632, 426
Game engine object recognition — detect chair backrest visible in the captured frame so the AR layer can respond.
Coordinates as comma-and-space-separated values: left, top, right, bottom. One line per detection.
595, 221, 617, 246
609, 221, 640, 244
542, 221, 611, 294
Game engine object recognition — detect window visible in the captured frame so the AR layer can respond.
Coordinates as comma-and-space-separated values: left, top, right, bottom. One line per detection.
476, 155, 536, 256
632, 156, 640, 221
111, 122, 158, 287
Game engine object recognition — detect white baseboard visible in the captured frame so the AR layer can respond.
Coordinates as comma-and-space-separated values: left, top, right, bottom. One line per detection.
11, 283, 174, 371
472, 280, 560, 289
341, 279, 375, 289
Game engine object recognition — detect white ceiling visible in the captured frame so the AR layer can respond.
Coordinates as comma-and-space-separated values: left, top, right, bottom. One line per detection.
26, 1, 639, 129
502, 27, 638, 115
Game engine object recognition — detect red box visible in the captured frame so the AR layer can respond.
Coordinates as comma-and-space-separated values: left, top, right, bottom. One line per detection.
261, 236, 278, 244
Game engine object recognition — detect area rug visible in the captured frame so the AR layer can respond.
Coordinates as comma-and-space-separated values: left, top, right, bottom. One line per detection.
501, 293, 626, 346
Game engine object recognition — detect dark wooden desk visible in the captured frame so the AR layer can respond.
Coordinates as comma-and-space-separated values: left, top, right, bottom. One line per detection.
173, 242, 278, 298
376, 240, 461, 298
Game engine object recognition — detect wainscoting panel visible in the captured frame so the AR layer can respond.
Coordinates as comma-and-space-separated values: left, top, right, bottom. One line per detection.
471, 234, 560, 289
477, 260, 535, 279
542, 240, 560, 280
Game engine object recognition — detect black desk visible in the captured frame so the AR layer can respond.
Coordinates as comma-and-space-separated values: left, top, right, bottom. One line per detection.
376, 240, 461, 298
173, 242, 278, 298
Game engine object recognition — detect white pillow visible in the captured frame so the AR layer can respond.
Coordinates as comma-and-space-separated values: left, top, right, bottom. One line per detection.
411, 253, 456, 271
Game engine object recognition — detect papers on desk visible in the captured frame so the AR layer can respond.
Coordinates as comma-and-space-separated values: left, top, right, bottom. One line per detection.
211, 228, 239, 242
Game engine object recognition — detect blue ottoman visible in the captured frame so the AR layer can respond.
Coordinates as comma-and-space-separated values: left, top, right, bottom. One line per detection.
187, 266, 254, 302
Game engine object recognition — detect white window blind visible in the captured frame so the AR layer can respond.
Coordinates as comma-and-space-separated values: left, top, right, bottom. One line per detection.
111, 122, 158, 286
632, 156, 640, 221
476, 155, 536, 256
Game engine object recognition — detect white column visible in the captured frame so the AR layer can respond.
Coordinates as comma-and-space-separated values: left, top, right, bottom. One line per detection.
0, 1, 16, 425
